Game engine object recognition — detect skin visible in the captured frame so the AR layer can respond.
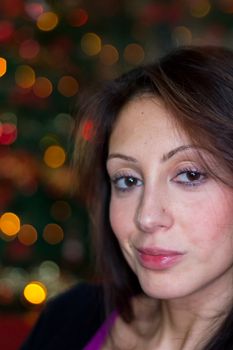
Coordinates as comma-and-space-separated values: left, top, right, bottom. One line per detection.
105, 96, 233, 349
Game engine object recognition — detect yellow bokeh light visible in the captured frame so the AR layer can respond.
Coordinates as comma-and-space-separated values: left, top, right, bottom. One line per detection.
23, 281, 47, 305
0, 57, 7, 77
18, 224, 38, 246
44, 145, 66, 168
57, 76, 79, 97
15, 65, 35, 89
190, 1, 211, 18
81, 32, 101, 56
0, 212, 20, 236
43, 223, 64, 244
99, 44, 119, 66
37, 11, 59, 31
123, 43, 145, 65
33, 77, 53, 98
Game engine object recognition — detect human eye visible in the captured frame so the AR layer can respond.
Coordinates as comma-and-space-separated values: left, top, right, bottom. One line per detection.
111, 173, 143, 192
172, 167, 208, 187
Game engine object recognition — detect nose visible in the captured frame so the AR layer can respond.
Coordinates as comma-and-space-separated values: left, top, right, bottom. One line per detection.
135, 186, 173, 233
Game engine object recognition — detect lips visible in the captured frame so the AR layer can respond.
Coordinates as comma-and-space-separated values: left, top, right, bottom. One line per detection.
136, 247, 185, 270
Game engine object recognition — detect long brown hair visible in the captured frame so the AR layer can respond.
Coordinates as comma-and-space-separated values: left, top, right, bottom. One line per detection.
73, 45, 233, 348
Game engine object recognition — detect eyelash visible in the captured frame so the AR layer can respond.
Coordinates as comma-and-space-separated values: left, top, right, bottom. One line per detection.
111, 172, 143, 193
110, 167, 208, 193
172, 167, 208, 187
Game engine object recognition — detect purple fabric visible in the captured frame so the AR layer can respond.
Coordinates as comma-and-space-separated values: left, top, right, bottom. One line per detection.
83, 311, 118, 350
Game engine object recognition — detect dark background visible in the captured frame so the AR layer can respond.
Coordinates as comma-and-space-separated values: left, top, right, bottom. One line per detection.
0, 0, 233, 348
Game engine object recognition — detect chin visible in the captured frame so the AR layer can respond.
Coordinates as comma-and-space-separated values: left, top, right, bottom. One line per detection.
138, 278, 191, 300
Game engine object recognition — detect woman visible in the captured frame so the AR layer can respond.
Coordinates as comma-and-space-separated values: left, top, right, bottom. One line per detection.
22, 45, 233, 349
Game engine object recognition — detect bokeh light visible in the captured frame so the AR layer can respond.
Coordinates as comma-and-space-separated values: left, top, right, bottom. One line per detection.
37, 11, 59, 31
43, 145, 66, 168
123, 43, 145, 65
69, 8, 88, 27
173, 26, 192, 46
43, 223, 64, 244
51, 200, 71, 221
33, 77, 53, 98
39, 134, 60, 150
0, 212, 20, 236
23, 281, 47, 305
0, 20, 14, 42
57, 76, 79, 97
15, 65, 35, 89
38, 261, 60, 282
190, 0, 211, 18
18, 224, 38, 246
0, 123, 17, 145
81, 120, 95, 141
54, 113, 74, 134
81, 32, 101, 56
0, 57, 7, 77
19, 39, 40, 59
25, 3, 44, 20
99, 44, 119, 65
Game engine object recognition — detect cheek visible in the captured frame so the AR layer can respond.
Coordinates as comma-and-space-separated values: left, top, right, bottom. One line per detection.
188, 196, 233, 250
109, 197, 135, 242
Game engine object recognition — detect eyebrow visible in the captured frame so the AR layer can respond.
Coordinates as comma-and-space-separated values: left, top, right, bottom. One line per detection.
161, 145, 199, 162
107, 145, 200, 164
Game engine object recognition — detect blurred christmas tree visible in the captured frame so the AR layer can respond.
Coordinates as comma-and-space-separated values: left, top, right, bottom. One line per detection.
0, 0, 233, 313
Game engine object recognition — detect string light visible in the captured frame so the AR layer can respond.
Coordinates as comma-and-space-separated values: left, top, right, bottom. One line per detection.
69, 8, 88, 27
173, 26, 192, 46
99, 44, 119, 65
57, 76, 79, 97
54, 113, 74, 134
15, 65, 35, 89
37, 11, 59, 31
18, 224, 38, 246
0, 212, 20, 237
25, 3, 44, 20
81, 32, 101, 56
190, 0, 211, 18
81, 120, 95, 141
43, 223, 64, 244
0, 57, 7, 77
33, 77, 53, 98
123, 43, 145, 65
38, 261, 60, 282
0, 123, 17, 145
43, 145, 66, 168
19, 39, 40, 60
23, 281, 47, 305
0, 20, 14, 42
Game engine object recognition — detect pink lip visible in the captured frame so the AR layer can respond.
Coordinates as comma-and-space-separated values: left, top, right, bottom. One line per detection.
136, 247, 185, 270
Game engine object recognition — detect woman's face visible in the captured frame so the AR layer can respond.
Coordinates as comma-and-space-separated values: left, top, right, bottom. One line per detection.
107, 96, 233, 300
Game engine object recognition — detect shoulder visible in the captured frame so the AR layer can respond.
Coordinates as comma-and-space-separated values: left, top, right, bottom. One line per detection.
21, 282, 105, 350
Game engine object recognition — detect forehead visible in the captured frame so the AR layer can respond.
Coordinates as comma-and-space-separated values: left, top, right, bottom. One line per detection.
109, 96, 190, 152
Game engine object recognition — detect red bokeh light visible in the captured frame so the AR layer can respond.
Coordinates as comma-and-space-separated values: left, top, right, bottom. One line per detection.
81, 120, 95, 141
68, 8, 88, 27
0, 21, 14, 43
0, 124, 17, 145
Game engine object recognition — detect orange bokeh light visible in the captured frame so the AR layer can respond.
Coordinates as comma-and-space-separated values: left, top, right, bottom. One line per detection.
18, 224, 38, 246
33, 77, 53, 98
37, 11, 58, 31
43, 223, 64, 244
44, 145, 66, 168
57, 76, 79, 97
15, 65, 35, 89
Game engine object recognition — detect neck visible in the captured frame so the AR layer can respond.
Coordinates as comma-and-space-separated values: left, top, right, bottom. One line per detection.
132, 274, 233, 349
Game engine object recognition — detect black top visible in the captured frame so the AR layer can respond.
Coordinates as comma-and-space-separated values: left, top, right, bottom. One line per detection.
21, 283, 106, 350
